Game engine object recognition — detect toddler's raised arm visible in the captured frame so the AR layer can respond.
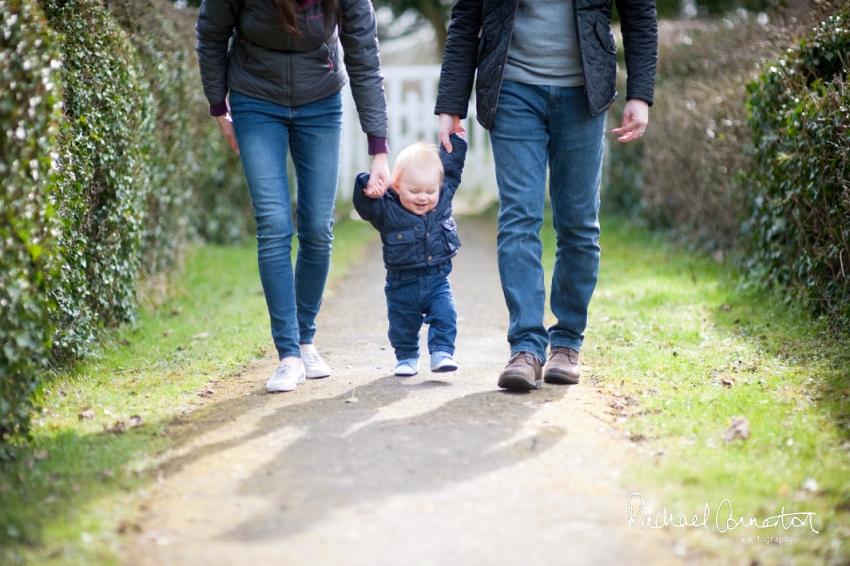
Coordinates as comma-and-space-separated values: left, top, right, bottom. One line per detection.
352, 172, 386, 229
439, 133, 468, 198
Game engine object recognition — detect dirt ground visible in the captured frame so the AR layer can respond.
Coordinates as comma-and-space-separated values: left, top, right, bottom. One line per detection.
126, 216, 687, 566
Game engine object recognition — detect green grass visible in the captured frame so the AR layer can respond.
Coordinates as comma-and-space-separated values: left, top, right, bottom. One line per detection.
0, 219, 375, 565
540, 216, 850, 565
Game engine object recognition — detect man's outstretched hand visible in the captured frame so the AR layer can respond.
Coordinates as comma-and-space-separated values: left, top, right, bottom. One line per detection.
612, 99, 650, 143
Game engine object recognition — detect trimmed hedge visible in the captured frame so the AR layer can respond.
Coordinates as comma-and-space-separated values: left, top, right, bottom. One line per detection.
745, 10, 850, 328
0, 0, 63, 456
1, 0, 252, 454
41, 0, 156, 357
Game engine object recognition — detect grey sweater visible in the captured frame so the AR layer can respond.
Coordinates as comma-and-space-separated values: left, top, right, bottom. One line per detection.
503, 0, 585, 87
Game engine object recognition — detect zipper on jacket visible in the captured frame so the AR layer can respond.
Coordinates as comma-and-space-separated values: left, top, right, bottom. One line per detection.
492, 0, 520, 119
574, 7, 589, 96
285, 51, 291, 105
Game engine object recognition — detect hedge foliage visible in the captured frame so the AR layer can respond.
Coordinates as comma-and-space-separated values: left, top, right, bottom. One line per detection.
745, 10, 850, 328
603, 13, 793, 251
41, 0, 156, 357
0, 0, 63, 456
1, 0, 252, 453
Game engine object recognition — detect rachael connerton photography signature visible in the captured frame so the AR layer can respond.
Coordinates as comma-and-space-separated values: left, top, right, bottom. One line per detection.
626, 493, 819, 535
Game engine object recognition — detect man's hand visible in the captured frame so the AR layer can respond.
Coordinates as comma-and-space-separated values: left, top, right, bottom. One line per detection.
612, 99, 649, 144
366, 153, 390, 197
216, 114, 240, 154
439, 113, 466, 153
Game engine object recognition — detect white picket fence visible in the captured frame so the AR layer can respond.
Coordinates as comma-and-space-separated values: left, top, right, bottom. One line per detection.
338, 65, 498, 209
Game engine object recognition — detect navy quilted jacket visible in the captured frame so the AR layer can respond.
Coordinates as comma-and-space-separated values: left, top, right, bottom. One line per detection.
352, 135, 467, 270
434, 0, 658, 127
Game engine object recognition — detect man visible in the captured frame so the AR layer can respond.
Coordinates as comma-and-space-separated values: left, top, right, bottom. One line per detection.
435, 0, 657, 390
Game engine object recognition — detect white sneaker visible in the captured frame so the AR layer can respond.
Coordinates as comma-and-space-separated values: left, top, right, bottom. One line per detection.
394, 358, 419, 376
302, 350, 331, 379
266, 360, 306, 393
430, 352, 458, 373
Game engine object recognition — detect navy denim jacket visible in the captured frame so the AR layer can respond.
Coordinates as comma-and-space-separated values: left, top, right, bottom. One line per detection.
353, 135, 467, 270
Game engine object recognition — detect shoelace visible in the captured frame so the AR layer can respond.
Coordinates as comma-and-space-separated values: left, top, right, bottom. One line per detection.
303, 352, 321, 366
273, 364, 294, 379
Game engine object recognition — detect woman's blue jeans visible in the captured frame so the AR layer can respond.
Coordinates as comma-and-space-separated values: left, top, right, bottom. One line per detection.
489, 80, 606, 364
229, 90, 342, 360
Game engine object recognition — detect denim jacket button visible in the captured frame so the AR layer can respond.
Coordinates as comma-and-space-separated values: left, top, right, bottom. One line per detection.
428, 256, 432, 261
426, 232, 430, 237
396, 234, 403, 240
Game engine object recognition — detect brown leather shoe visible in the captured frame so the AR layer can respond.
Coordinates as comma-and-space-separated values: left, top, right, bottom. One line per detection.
498, 352, 543, 391
544, 347, 581, 384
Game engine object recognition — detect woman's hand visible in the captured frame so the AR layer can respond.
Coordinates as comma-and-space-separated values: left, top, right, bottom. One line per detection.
366, 153, 390, 197
439, 113, 466, 152
216, 114, 240, 154
612, 99, 649, 144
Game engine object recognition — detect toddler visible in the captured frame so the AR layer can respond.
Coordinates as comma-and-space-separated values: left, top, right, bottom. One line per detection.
352, 133, 468, 376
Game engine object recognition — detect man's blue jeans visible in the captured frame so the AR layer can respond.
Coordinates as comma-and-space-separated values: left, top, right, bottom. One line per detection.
229, 91, 342, 360
489, 80, 606, 364
384, 262, 456, 361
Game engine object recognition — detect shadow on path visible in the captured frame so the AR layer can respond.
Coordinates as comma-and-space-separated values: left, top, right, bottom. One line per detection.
226, 378, 569, 541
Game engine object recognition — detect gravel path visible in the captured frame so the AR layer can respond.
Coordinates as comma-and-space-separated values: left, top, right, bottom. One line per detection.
127, 216, 686, 566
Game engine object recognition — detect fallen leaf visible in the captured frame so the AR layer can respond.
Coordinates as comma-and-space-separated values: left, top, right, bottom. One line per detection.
610, 401, 625, 410
163, 329, 173, 337
193, 332, 210, 339
721, 378, 735, 387
723, 416, 750, 442
117, 519, 141, 534
345, 397, 358, 403
78, 410, 95, 420
104, 421, 127, 434
801, 478, 819, 493
720, 304, 732, 311
778, 484, 789, 495
128, 415, 143, 427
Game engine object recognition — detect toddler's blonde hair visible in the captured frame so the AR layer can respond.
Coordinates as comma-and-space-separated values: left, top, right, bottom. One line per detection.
392, 141, 444, 188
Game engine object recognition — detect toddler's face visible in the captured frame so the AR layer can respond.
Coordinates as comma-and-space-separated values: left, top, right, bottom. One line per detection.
395, 167, 441, 215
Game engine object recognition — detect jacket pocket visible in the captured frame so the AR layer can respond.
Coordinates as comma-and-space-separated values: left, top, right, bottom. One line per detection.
595, 18, 617, 55
385, 228, 415, 265
441, 218, 461, 252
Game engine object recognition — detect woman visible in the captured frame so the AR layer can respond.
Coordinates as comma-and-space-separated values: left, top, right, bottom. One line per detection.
196, 0, 391, 392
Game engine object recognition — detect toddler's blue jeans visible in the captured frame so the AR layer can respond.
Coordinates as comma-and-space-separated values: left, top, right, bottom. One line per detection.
229, 90, 342, 360
384, 262, 456, 361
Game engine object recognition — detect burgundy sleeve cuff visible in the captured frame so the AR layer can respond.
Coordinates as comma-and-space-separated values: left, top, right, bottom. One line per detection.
367, 135, 389, 156
210, 100, 229, 117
